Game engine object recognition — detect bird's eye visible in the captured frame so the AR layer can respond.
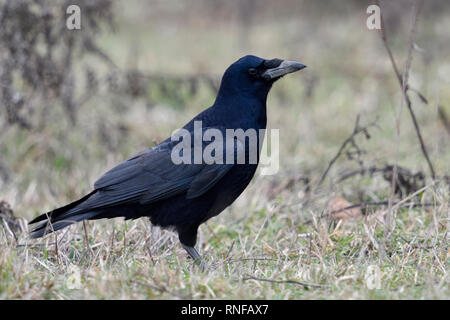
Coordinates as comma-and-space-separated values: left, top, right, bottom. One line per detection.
248, 68, 257, 76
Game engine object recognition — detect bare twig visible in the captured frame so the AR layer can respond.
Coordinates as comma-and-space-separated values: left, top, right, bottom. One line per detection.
227, 257, 278, 263
242, 275, 326, 289
316, 115, 378, 188
376, 0, 422, 260
16, 242, 56, 248
377, 0, 435, 180
323, 201, 436, 219
131, 280, 189, 299
337, 164, 425, 197
145, 235, 156, 266
225, 240, 235, 260
54, 232, 59, 264
302, 199, 437, 225
83, 220, 94, 256
328, 183, 434, 223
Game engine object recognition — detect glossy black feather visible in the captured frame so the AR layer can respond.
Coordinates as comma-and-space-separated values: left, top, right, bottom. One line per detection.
29, 55, 296, 249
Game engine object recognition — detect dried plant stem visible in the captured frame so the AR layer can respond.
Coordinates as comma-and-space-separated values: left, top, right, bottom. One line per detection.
438, 106, 450, 137
322, 201, 436, 219
131, 280, 189, 299
375, 0, 431, 262
83, 220, 94, 256
242, 275, 326, 289
377, 0, 434, 180
316, 115, 378, 188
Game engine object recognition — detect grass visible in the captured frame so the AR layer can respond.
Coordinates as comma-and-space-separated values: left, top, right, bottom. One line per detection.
0, 1, 449, 299
1, 194, 448, 299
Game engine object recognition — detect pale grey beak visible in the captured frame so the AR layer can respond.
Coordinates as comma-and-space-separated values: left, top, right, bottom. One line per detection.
261, 60, 306, 80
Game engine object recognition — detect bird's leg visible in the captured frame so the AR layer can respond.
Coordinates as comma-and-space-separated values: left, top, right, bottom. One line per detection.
178, 226, 208, 270
182, 244, 201, 263
182, 245, 208, 270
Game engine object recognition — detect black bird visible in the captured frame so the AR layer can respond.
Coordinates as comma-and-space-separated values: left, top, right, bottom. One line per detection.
29, 55, 306, 263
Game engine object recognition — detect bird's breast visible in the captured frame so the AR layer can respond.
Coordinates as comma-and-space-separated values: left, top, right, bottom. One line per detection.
204, 163, 258, 221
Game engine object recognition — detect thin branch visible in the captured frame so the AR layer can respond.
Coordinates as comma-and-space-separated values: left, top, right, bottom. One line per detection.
377, 0, 421, 260
302, 200, 438, 225
320, 183, 435, 223
145, 235, 156, 266
242, 275, 326, 289
336, 164, 423, 183
83, 220, 94, 256
54, 232, 59, 265
336, 164, 426, 197
227, 257, 278, 263
323, 201, 436, 219
377, 0, 435, 179
316, 115, 378, 188
131, 280, 189, 299
225, 240, 235, 260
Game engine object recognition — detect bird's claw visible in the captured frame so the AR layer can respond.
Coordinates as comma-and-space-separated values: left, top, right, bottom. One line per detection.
183, 245, 209, 271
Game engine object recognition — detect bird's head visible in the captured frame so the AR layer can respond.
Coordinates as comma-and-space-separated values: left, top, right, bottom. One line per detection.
216, 55, 306, 103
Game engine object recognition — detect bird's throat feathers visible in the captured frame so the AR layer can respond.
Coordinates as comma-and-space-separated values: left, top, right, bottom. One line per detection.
213, 94, 268, 129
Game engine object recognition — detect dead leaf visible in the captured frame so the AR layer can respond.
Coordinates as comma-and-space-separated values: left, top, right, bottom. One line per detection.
327, 196, 362, 221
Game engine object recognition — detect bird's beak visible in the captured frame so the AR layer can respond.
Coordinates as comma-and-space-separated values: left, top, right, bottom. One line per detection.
261, 60, 306, 80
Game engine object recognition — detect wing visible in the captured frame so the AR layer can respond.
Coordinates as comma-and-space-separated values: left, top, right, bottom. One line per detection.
89, 129, 244, 208
185, 137, 244, 199
186, 163, 233, 199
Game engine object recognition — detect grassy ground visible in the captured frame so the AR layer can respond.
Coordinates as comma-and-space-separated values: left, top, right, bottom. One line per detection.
0, 1, 449, 299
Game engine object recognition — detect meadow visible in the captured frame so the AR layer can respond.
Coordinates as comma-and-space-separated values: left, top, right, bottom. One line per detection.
0, 0, 448, 299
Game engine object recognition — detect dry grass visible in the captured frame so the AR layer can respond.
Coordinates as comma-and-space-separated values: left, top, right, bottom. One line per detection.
0, 0, 449, 299
1, 184, 448, 299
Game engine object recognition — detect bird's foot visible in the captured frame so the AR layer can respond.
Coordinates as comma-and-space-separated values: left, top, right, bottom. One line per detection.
182, 245, 209, 271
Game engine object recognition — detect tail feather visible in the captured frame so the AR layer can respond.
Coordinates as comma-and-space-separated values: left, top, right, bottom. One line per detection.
29, 190, 96, 225
29, 212, 98, 238
29, 191, 146, 238
29, 190, 97, 238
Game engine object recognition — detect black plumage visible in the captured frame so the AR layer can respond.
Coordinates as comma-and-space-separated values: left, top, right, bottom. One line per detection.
29, 55, 306, 263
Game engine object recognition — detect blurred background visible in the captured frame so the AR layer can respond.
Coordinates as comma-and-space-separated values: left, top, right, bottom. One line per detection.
0, 0, 449, 224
